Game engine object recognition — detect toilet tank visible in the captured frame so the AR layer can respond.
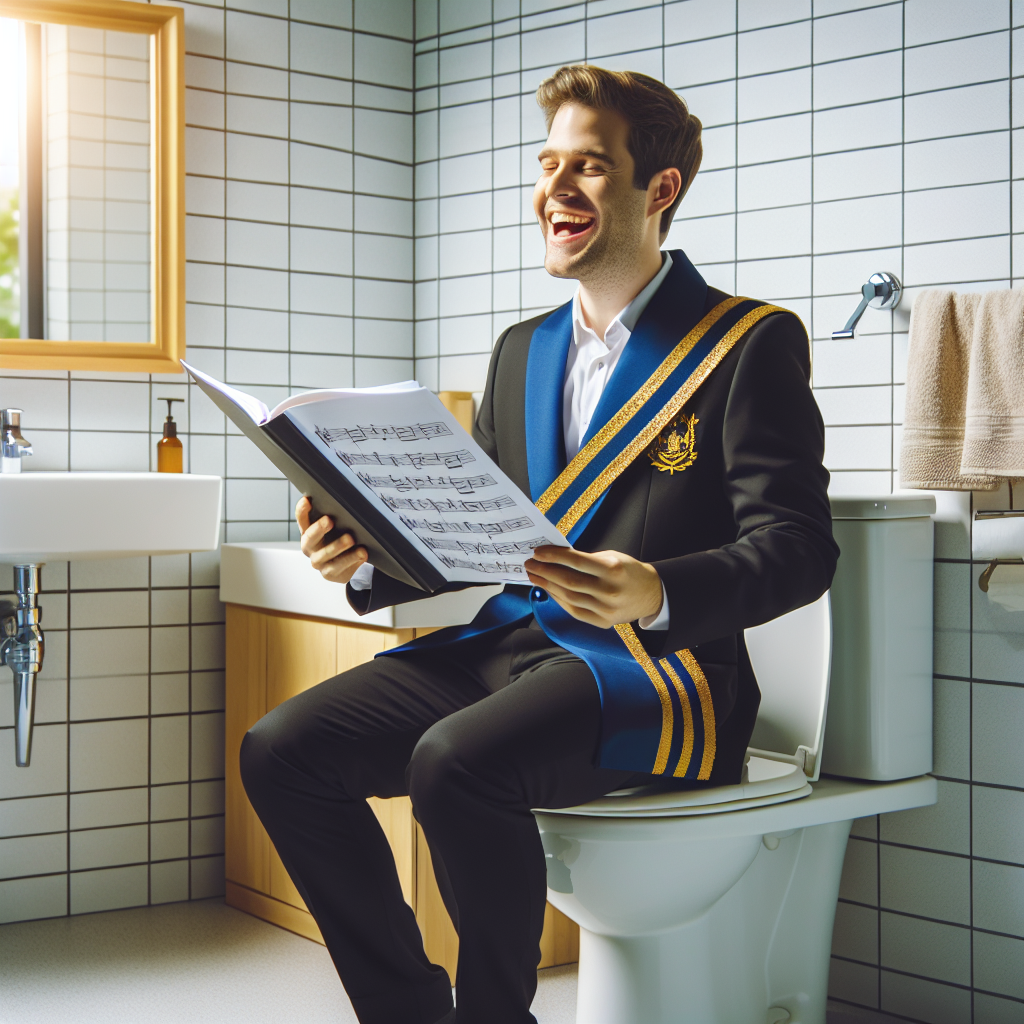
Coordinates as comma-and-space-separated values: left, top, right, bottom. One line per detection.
822, 495, 935, 781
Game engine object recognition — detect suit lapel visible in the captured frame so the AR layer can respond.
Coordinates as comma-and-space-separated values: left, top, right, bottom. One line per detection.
520, 252, 708, 534
523, 301, 572, 502
579, 250, 708, 453
565, 251, 708, 541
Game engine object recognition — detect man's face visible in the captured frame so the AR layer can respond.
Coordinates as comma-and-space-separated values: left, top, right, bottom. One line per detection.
533, 102, 649, 281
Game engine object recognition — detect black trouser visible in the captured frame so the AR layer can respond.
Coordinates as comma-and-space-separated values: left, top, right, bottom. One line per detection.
239, 619, 649, 1024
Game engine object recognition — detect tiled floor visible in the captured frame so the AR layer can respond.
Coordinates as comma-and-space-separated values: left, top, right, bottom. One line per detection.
0, 897, 904, 1023
0, 898, 575, 1024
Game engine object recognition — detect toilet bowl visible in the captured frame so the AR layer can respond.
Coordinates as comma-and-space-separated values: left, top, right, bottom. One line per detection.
533, 495, 939, 1024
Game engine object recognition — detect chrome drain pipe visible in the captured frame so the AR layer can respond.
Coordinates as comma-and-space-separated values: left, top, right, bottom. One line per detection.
2, 564, 44, 766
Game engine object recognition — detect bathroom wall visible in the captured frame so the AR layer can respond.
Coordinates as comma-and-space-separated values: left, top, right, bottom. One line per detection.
0, 0, 414, 922
411, 0, 1023, 1021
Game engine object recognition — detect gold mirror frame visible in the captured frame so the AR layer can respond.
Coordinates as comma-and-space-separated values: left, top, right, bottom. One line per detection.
0, 0, 183, 373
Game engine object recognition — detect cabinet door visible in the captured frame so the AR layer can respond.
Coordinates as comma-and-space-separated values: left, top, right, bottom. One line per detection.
368, 795, 417, 907
264, 614, 340, 910
265, 614, 338, 711
225, 605, 270, 893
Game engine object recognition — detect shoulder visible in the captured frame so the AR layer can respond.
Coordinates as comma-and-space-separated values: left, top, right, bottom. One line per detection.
489, 306, 567, 376
704, 287, 810, 378
497, 307, 564, 350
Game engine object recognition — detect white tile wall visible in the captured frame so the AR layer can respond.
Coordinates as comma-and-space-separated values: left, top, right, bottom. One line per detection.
0, 0, 413, 923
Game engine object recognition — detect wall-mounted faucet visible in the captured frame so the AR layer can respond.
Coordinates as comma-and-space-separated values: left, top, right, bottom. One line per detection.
1, 409, 33, 473
832, 272, 903, 339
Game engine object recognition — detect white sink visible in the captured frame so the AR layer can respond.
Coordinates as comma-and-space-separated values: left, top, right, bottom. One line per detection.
0, 472, 223, 563
221, 542, 502, 629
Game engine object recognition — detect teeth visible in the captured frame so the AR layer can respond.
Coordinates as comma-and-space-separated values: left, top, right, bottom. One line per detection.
550, 213, 593, 224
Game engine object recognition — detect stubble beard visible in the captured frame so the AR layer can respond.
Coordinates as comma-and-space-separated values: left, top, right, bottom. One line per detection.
543, 188, 650, 295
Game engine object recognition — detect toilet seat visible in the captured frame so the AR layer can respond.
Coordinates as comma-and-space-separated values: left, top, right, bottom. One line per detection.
544, 755, 812, 819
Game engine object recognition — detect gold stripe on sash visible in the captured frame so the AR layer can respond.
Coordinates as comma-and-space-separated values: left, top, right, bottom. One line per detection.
659, 657, 695, 778
554, 303, 785, 535
678, 649, 716, 780
615, 624, 673, 775
537, 296, 748, 516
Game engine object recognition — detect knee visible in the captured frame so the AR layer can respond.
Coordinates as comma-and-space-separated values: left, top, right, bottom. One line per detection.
408, 726, 491, 822
408, 729, 458, 814
238, 713, 281, 804
238, 700, 314, 803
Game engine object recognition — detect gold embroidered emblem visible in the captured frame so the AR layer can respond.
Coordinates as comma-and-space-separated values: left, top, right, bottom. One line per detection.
648, 412, 698, 474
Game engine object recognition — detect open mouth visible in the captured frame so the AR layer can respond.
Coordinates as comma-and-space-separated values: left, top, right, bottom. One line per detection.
548, 211, 596, 242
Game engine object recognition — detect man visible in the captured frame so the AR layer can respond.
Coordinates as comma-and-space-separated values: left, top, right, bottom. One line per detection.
240, 66, 838, 1024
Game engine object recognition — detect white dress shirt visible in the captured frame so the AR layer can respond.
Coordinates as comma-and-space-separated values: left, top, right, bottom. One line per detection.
351, 253, 674, 632
562, 250, 673, 461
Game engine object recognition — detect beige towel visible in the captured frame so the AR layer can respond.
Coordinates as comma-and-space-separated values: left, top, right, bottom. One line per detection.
899, 289, 998, 490
960, 288, 1024, 478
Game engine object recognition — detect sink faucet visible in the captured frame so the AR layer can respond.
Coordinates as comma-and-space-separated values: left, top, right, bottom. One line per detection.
2, 409, 33, 473
1, 565, 44, 766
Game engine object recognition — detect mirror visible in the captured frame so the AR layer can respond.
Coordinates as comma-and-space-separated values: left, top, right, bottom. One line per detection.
0, 0, 183, 373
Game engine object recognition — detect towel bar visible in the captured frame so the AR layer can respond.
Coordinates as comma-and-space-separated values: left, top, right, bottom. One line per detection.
832, 272, 902, 339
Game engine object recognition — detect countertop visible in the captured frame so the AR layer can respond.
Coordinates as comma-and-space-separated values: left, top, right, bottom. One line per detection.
220, 542, 503, 629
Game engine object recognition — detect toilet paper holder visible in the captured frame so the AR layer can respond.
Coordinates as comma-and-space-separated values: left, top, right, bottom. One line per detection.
974, 510, 1024, 591
978, 557, 1024, 592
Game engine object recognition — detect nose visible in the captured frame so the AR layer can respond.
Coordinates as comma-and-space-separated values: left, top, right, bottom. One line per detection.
543, 159, 577, 200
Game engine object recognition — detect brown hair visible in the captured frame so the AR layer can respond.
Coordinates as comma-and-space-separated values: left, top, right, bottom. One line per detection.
536, 65, 702, 237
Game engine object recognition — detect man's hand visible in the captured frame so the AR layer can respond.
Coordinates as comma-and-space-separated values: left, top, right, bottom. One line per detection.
296, 497, 368, 585
524, 546, 663, 629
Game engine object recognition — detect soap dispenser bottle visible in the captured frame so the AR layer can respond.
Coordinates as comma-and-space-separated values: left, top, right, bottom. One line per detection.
156, 397, 184, 473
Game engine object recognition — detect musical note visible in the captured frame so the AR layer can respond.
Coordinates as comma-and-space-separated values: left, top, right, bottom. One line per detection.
357, 472, 495, 494
434, 555, 529, 575
400, 515, 535, 537
333, 449, 475, 469
316, 422, 452, 445
382, 495, 516, 513
423, 536, 549, 555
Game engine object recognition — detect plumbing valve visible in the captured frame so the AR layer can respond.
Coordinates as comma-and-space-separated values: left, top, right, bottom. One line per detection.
1, 565, 44, 766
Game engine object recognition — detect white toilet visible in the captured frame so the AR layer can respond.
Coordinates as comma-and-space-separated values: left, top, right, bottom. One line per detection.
534, 495, 939, 1024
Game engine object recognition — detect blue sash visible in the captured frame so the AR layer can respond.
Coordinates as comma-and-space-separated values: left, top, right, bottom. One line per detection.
383, 254, 785, 777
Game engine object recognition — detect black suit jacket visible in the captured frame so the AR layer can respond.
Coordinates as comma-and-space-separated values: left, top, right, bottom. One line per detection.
349, 277, 839, 783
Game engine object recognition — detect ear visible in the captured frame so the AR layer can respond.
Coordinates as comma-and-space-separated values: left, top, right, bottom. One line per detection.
647, 167, 682, 219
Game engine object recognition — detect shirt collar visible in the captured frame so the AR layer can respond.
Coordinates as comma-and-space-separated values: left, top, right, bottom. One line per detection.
571, 251, 674, 349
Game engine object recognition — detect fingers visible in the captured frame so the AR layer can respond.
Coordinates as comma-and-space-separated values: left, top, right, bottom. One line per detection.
309, 530, 357, 571
530, 545, 607, 571
299, 513, 335, 558
527, 573, 606, 614
295, 496, 312, 533
309, 530, 367, 582
316, 545, 368, 584
524, 556, 613, 596
294, 498, 368, 585
529, 580, 614, 627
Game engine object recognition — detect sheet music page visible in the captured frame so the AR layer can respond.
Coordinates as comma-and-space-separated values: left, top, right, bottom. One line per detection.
279, 386, 569, 585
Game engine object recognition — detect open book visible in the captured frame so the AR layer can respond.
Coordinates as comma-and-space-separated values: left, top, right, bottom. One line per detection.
182, 362, 568, 593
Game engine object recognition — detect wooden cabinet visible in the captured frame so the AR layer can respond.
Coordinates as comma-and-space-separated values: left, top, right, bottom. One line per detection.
225, 603, 579, 981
